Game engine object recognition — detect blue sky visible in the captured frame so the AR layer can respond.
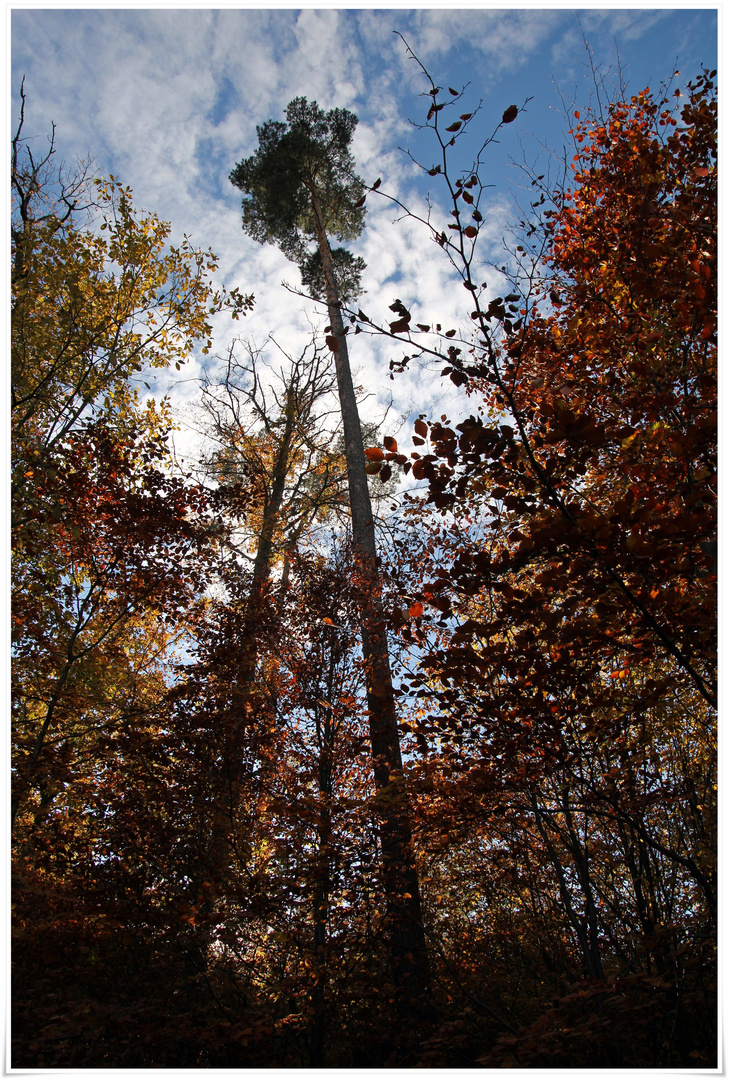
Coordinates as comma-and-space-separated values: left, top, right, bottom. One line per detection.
10, 6, 718, 464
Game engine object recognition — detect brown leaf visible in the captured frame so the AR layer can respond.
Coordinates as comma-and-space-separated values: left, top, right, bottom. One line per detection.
364, 447, 385, 461
502, 104, 518, 124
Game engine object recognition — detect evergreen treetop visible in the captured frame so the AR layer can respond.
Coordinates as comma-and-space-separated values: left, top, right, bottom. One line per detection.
230, 97, 367, 292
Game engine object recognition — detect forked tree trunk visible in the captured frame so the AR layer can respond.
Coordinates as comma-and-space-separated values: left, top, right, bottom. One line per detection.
308, 185, 431, 1026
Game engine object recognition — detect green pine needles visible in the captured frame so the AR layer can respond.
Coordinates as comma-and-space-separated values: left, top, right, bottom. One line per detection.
230, 97, 367, 301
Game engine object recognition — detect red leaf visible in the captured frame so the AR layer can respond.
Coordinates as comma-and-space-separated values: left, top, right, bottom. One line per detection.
445, 122, 462, 133
325, 335, 339, 353
409, 602, 424, 618
464, 226, 478, 238
414, 418, 428, 438
383, 436, 398, 452
364, 447, 385, 461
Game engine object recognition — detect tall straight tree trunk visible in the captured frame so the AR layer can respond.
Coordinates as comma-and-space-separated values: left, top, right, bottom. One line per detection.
227, 389, 296, 762
211, 389, 299, 880
307, 185, 431, 1024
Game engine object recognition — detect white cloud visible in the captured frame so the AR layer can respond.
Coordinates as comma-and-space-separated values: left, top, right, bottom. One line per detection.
405, 9, 560, 78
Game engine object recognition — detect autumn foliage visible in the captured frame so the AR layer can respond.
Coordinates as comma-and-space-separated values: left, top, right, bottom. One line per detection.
12, 67, 716, 1068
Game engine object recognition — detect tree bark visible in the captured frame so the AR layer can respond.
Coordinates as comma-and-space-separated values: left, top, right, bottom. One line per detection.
307, 184, 431, 1028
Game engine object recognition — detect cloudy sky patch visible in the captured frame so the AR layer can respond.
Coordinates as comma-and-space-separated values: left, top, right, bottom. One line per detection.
11, 6, 717, 469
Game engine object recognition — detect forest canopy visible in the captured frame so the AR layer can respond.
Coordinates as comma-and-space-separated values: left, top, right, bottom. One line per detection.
11, 57, 716, 1070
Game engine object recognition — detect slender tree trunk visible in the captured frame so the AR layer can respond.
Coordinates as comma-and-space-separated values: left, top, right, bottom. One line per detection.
307, 185, 431, 1030
310, 790, 331, 1066
248, 388, 297, 606
212, 394, 299, 881
310, 663, 335, 1067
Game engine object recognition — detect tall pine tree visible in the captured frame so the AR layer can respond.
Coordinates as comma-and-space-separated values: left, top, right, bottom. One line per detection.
231, 98, 431, 1030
